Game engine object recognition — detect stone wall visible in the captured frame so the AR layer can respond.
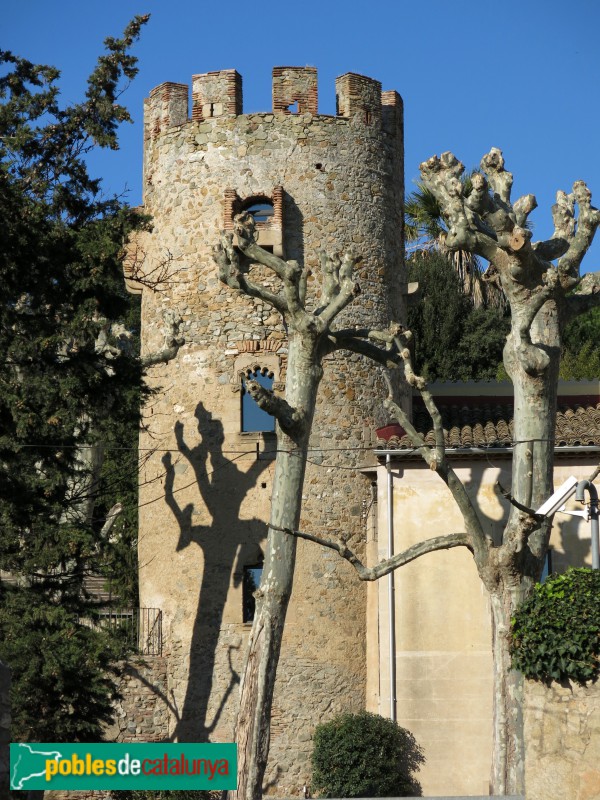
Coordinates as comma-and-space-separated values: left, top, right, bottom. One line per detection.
104, 656, 170, 743
525, 679, 600, 800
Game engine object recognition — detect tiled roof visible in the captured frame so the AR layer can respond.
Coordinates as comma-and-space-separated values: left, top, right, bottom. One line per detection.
376, 392, 600, 452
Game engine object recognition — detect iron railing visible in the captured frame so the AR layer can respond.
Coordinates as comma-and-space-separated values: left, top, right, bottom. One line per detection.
83, 607, 163, 656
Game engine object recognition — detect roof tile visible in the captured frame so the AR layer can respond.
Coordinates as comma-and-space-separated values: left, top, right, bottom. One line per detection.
377, 399, 600, 451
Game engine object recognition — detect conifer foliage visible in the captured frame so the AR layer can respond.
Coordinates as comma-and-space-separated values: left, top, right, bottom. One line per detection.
0, 16, 149, 741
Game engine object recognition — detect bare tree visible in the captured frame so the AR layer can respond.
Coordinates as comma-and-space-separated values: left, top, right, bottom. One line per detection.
213, 213, 401, 800
279, 148, 600, 796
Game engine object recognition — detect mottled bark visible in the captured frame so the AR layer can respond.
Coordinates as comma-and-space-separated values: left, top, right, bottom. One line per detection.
233, 332, 320, 800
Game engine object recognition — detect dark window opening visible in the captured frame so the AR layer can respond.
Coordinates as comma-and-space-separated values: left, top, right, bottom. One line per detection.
244, 202, 274, 225
209, 103, 215, 117
364, 110, 372, 125
241, 367, 275, 432
243, 562, 263, 622
315, 163, 323, 171
541, 549, 553, 583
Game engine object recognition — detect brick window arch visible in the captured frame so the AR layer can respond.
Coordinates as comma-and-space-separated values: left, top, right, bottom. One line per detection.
224, 187, 284, 257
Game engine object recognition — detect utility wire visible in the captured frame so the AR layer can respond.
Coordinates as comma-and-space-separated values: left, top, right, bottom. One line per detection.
3, 437, 594, 453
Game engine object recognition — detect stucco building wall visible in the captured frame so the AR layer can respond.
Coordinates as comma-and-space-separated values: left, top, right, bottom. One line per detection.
368, 451, 599, 797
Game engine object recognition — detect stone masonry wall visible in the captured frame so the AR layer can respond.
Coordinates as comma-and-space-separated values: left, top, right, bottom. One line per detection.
133, 66, 406, 796
525, 679, 600, 800
104, 656, 170, 743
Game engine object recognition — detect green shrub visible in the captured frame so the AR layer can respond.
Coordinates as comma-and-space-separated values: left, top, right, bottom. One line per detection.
511, 567, 600, 683
311, 711, 424, 797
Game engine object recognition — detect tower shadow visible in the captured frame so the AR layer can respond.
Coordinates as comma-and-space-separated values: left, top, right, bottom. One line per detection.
162, 402, 269, 741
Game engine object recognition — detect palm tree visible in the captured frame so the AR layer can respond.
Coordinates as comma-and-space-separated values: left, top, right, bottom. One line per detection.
405, 174, 505, 309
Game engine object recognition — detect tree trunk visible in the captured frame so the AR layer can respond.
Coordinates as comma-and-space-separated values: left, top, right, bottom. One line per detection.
487, 300, 558, 795
490, 588, 526, 795
233, 331, 322, 800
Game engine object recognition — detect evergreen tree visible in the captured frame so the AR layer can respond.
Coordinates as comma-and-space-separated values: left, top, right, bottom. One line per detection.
407, 251, 508, 381
560, 306, 600, 379
0, 16, 148, 741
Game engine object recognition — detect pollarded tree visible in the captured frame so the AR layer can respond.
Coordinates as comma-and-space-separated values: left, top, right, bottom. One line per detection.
283, 149, 600, 796
213, 216, 402, 800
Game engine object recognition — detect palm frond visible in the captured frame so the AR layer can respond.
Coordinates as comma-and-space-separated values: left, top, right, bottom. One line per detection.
405, 171, 506, 309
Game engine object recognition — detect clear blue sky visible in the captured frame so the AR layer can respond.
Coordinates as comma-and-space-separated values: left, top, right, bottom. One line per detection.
5, 0, 600, 270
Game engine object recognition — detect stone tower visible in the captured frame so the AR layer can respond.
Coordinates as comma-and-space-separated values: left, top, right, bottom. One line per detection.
130, 66, 406, 792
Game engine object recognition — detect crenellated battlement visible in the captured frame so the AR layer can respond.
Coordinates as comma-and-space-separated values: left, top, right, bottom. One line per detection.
192, 69, 242, 122
143, 66, 398, 140
272, 66, 318, 114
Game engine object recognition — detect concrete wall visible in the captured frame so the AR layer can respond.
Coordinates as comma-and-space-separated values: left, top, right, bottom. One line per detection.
369, 455, 599, 797
133, 66, 406, 795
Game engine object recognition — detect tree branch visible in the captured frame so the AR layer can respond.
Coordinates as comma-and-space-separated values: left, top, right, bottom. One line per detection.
232, 213, 308, 320
324, 323, 403, 367
587, 463, 600, 484
495, 481, 542, 521
124, 244, 185, 293
531, 238, 570, 262
480, 147, 513, 207
100, 502, 123, 537
381, 346, 489, 562
317, 250, 362, 327
564, 272, 600, 323
141, 309, 184, 367
245, 381, 303, 436
234, 213, 297, 282
419, 152, 501, 263
557, 181, 600, 278
213, 232, 288, 315
513, 194, 538, 228
270, 523, 470, 581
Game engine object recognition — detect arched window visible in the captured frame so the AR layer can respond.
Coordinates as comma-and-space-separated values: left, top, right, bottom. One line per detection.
241, 367, 275, 433
243, 561, 264, 623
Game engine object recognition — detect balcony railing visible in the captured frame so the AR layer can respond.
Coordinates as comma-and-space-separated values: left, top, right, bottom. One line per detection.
82, 607, 163, 656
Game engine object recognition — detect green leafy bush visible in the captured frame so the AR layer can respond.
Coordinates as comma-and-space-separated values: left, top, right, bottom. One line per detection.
511, 568, 600, 684
311, 711, 424, 797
